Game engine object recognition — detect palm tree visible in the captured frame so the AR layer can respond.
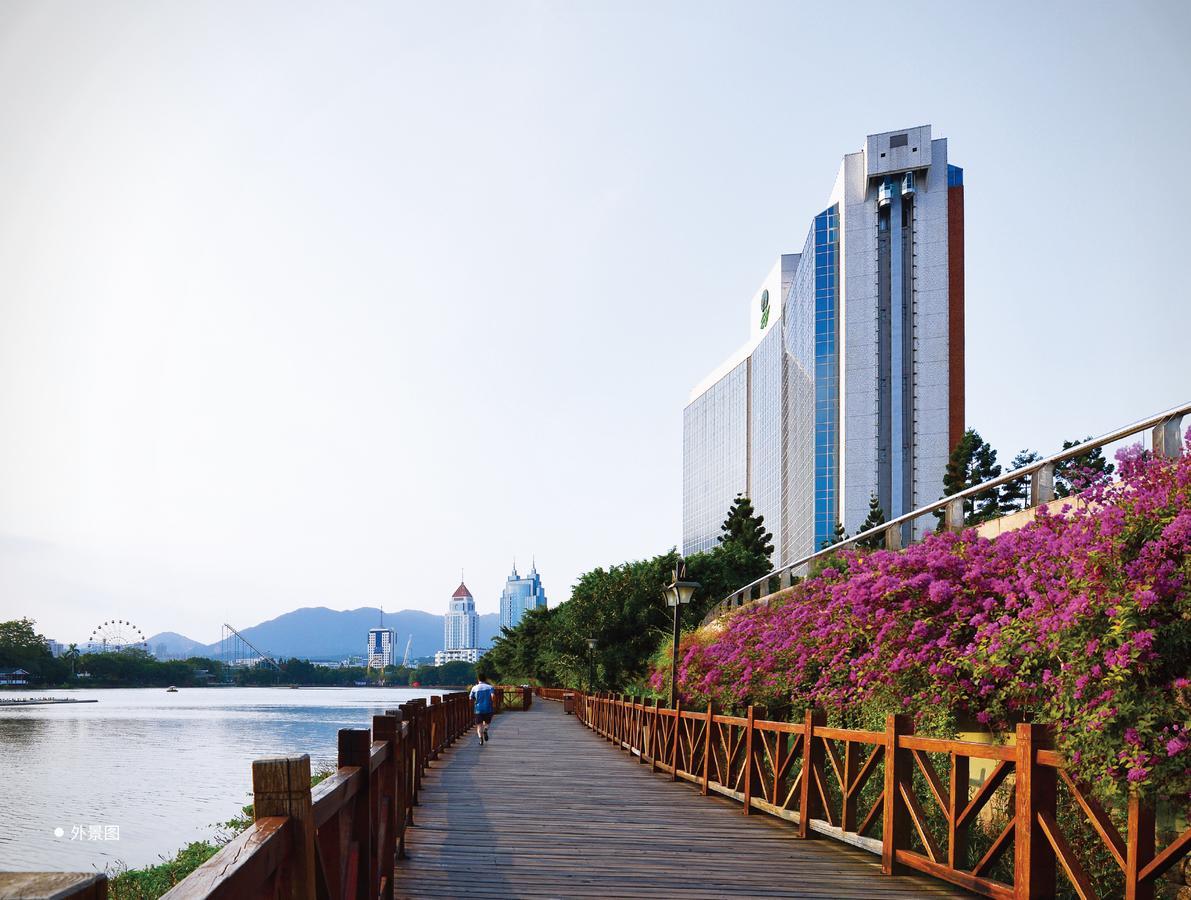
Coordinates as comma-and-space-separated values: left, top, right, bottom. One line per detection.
65, 643, 81, 677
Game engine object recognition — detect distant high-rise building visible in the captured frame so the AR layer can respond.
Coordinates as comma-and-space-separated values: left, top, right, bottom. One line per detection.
443, 581, 478, 651
498, 562, 548, 630
367, 628, 397, 668
683, 126, 965, 568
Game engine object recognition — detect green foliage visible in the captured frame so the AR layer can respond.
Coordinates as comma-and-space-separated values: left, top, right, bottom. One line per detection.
820, 520, 847, 550
79, 649, 218, 687
412, 660, 476, 686
719, 494, 774, 560
856, 494, 887, 550
109, 841, 223, 899
937, 428, 1003, 526
0, 618, 69, 682
481, 541, 770, 692
999, 449, 1042, 511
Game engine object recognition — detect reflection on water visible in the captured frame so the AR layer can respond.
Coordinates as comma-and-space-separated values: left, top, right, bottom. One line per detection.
0, 686, 443, 872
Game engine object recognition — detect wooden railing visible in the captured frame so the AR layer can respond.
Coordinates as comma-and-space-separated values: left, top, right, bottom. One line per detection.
157, 691, 472, 900
576, 693, 1191, 900
534, 687, 570, 702
494, 685, 533, 711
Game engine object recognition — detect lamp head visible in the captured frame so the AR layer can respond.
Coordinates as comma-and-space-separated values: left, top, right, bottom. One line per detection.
664, 562, 701, 607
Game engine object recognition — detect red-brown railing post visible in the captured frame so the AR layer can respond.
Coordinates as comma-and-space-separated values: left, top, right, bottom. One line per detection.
339, 728, 373, 899
798, 708, 826, 836
702, 702, 713, 795
624, 694, 631, 748
428, 696, 442, 759
649, 699, 659, 772
881, 714, 913, 874
251, 754, 316, 900
1125, 793, 1156, 900
1014, 723, 1056, 898
671, 698, 683, 780
385, 710, 410, 848
742, 705, 756, 815
398, 700, 422, 809
373, 714, 399, 895
948, 751, 969, 871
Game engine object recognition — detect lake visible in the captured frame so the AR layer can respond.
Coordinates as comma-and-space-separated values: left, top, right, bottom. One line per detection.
0, 686, 446, 873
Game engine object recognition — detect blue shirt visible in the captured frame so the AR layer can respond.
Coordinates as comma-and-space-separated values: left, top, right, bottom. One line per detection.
470, 682, 494, 714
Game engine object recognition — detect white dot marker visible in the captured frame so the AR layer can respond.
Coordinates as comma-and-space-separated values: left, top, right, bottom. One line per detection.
53, 827, 64, 838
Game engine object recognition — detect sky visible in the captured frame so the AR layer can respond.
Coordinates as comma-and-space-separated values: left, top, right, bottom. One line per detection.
1, 1, 1189, 646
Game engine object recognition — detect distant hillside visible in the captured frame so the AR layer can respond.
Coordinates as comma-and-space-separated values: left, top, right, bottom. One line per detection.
145, 631, 210, 658
148, 607, 503, 661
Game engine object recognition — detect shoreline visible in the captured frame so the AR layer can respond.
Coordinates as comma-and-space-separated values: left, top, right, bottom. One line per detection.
0, 683, 461, 692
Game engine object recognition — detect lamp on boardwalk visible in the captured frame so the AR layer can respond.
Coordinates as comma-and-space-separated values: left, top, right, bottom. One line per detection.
586, 637, 597, 692
662, 561, 700, 709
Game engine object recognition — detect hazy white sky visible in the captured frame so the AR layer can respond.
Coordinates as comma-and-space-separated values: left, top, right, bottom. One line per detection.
1, 1, 1189, 645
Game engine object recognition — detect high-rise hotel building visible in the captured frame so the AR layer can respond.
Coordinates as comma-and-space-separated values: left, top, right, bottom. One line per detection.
683, 126, 964, 568
443, 581, 479, 652
367, 628, 397, 668
499, 562, 548, 631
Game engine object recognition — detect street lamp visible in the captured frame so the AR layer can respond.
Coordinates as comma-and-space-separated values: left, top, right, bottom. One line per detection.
586, 637, 597, 693
662, 561, 701, 709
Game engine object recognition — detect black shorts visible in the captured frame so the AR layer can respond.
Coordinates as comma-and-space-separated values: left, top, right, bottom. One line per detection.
474, 713, 492, 725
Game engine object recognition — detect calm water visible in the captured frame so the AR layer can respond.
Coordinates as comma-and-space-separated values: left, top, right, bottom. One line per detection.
0, 686, 445, 873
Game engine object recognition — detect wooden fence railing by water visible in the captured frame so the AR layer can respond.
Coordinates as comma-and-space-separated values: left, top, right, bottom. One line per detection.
576, 692, 1190, 900
156, 691, 473, 900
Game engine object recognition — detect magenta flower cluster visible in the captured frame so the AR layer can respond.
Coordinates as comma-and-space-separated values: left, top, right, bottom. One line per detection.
661, 439, 1191, 803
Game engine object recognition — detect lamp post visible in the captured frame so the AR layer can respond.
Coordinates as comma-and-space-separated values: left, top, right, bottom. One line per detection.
662, 561, 701, 709
586, 637, 597, 693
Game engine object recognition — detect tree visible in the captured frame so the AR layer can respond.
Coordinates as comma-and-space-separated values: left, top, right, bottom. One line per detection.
479, 540, 770, 692
937, 428, 1003, 527
0, 619, 67, 683
719, 494, 774, 561
1055, 438, 1115, 498
856, 494, 887, 550
64, 643, 81, 677
1000, 450, 1042, 511
820, 520, 847, 551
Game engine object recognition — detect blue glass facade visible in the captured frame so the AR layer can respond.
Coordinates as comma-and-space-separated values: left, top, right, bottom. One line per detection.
812, 206, 840, 550
683, 128, 961, 571
499, 564, 548, 630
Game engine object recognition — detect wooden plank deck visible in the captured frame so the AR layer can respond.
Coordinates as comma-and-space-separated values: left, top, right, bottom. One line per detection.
395, 701, 972, 898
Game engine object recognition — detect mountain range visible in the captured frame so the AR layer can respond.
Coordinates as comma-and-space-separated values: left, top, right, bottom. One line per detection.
145, 606, 504, 661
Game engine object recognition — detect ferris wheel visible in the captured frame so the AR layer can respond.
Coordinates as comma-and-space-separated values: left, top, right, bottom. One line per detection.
88, 619, 148, 653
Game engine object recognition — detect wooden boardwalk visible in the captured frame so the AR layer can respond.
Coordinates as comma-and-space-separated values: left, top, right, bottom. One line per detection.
396, 701, 972, 898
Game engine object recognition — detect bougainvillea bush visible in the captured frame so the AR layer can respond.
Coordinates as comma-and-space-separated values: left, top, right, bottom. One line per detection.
653, 441, 1191, 806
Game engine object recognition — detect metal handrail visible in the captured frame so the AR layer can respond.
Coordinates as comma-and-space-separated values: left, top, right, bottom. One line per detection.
703, 401, 1190, 624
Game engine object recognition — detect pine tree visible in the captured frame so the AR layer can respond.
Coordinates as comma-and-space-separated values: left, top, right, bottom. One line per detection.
999, 449, 1041, 511
1055, 438, 1115, 498
820, 520, 847, 551
937, 428, 1003, 527
857, 494, 887, 550
719, 494, 775, 560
